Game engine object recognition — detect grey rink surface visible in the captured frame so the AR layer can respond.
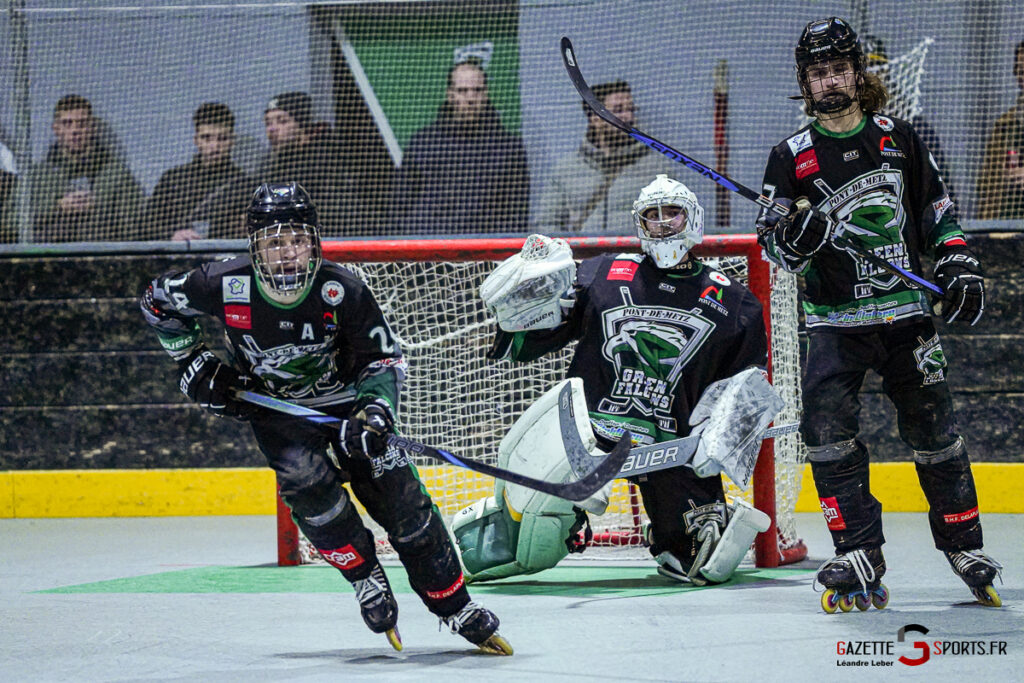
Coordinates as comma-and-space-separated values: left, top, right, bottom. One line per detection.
1, 513, 1021, 682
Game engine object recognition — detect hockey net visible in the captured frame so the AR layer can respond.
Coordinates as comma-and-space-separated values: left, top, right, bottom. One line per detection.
277, 235, 808, 568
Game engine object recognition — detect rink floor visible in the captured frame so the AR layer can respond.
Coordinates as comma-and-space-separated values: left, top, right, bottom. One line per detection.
2, 513, 1021, 682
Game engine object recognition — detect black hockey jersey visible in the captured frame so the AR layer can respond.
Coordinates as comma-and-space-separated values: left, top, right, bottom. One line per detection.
142, 256, 405, 409
757, 114, 968, 330
504, 253, 768, 445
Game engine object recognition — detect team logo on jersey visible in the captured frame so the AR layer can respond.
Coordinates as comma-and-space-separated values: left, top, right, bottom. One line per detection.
698, 285, 729, 316
224, 304, 252, 329
237, 334, 336, 396
597, 288, 716, 433
795, 149, 820, 179
843, 150, 860, 162
222, 276, 250, 304
879, 136, 905, 158
872, 114, 894, 131
786, 130, 813, 156
819, 169, 910, 290
608, 260, 640, 281
321, 281, 345, 305
913, 334, 946, 385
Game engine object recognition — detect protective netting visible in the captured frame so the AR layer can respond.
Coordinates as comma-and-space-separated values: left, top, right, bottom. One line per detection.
282, 238, 807, 567
1, 1, 1021, 247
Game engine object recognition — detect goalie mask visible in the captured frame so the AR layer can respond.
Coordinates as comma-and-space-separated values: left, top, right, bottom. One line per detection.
247, 182, 322, 304
632, 174, 704, 269
795, 17, 865, 115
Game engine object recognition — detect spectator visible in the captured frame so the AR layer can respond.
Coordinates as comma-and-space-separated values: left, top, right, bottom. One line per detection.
534, 80, 676, 234
259, 91, 346, 233
389, 57, 529, 235
2, 94, 143, 243
0, 136, 15, 224
977, 40, 1024, 220
862, 34, 958, 212
142, 102, 249, 241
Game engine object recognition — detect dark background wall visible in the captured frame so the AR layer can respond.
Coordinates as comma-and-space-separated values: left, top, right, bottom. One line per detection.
1, 233, 1020, 470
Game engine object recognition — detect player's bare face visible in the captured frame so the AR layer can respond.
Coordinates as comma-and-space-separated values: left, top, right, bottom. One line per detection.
194, 124, 234, 166
641, 205, 687, 238
264, 110, 302, 150
448, 64, 488, 123
259, 226, 313, 276
53, 108, 95, 156
806, 59, 857, 109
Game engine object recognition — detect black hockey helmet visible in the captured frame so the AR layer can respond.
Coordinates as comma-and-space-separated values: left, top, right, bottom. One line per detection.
246, 182, 322, 302
795, 17, 865, 114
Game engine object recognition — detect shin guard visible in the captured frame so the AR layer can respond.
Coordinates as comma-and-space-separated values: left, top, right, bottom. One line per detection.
914, 437, 983, 550
808, 439, 885, 552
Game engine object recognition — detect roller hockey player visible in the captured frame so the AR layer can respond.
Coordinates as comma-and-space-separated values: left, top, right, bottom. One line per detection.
140, 182, 511, 654
757, 18, 1002, 611
453, 175, 777, 585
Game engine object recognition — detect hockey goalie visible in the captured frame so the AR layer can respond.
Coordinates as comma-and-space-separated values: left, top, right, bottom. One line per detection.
452, 177, 785, 585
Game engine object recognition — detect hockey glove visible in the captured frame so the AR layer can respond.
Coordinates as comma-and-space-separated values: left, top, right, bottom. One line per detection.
933, 248, 985, 325
179, 348, 255, 420
774, 197, 833, 259
339, 397, 395, 459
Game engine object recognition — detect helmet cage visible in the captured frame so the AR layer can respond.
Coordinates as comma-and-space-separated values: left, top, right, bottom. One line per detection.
795, 17, 865, 115
632, 175, 704, 269
249, 221, 322, 299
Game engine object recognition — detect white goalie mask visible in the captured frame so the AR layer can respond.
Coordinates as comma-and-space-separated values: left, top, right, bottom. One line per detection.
632, 174, 704, 269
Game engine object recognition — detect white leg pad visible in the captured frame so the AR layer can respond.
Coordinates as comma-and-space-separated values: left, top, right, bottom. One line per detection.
698, 500, 771, 583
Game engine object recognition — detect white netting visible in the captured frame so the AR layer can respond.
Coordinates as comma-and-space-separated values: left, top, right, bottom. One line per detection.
284, 240, 806, 566
2, 1, 1021, 246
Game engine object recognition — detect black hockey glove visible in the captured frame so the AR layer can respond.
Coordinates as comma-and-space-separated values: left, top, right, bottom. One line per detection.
179, 348, 255, 420
338, 397, 395, 459
933, 248, 985, 325
774, 197, 833, 259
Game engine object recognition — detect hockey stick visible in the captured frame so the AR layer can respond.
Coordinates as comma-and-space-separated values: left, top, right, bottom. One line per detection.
235, 390, 631, 502
560, 37, 943, 296
605, 421, 799, 479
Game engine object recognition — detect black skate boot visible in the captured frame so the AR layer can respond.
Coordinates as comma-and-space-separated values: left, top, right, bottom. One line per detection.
352, 564, 402, 650
815, 546, 889, 613
944, 549, 1003, 607
440, 600, 513, 655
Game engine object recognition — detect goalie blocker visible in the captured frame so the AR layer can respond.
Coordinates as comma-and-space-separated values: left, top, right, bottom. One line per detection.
452, 370, 782, 584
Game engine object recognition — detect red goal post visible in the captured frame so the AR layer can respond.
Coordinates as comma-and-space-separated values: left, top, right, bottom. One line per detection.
277, 235, 808, 568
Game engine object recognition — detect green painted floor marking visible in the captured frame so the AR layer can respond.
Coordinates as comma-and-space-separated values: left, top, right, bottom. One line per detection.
37, 565, 812, 596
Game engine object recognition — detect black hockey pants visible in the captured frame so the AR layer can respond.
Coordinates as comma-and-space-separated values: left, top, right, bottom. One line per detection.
801, 319, 982, 553
250, 410, 469, 617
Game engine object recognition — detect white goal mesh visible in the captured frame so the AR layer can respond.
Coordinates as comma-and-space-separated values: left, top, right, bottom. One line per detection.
277, 236, 807, 568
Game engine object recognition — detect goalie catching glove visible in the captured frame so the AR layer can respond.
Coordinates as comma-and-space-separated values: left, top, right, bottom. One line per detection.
338, 397, 395, 459
179, 348, 255, 420
479, 234, 576, 332
774, 197, 833, 260
933, 246, 984, 325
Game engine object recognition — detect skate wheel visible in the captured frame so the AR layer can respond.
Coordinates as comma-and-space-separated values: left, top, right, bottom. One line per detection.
386, 627, 403, 651
478, 633, 514, 656
872, 585, 889, 610
838, 594, 857, 612
821, 590, 840, 614
854, 593, 871, 611
974, 585, 1002, 608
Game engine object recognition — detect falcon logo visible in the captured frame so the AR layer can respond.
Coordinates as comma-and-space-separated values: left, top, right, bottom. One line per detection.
913, 334, 946, 385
